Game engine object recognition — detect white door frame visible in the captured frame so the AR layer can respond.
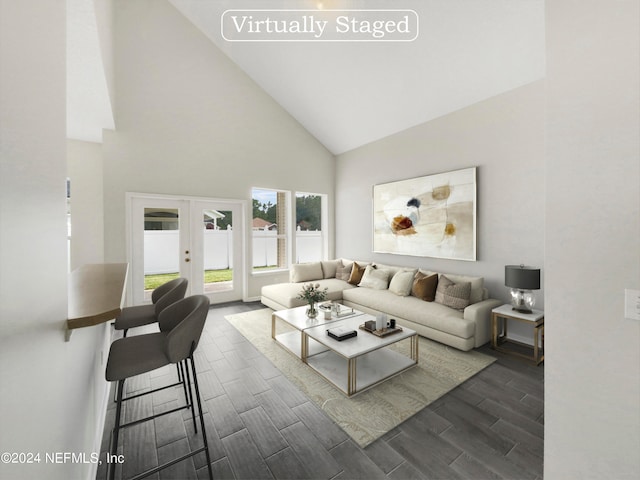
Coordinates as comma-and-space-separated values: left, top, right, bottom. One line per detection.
125, 192, 248, 305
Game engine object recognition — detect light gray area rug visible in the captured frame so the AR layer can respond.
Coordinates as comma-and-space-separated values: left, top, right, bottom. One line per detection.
226, 308, 495, 448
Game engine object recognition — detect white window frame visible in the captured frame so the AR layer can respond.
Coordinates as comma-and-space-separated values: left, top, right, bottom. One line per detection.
251, 188, 292, 274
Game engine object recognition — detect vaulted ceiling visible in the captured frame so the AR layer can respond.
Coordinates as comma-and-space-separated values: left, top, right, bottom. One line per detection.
67, 0, 545, 154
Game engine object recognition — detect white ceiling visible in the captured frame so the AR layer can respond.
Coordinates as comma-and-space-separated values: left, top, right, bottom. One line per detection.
67, 0, 545, 154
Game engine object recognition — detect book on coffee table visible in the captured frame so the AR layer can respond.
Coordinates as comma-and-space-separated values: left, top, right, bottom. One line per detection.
327, 326, 357, 341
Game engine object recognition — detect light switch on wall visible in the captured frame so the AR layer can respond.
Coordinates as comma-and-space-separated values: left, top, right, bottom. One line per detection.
624, 289, 640, 321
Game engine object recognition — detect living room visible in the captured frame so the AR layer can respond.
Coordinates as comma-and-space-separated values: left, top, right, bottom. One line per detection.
1, 1, 638, 480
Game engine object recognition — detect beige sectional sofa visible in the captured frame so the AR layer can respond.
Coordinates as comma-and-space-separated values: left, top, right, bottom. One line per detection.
261, 259, 502, 351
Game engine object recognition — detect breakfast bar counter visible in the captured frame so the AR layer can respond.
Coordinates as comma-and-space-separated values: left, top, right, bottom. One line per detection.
66, 263, 128, 340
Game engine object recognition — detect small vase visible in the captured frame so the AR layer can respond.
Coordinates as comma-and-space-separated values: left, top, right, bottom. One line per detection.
306, 302, 318, 318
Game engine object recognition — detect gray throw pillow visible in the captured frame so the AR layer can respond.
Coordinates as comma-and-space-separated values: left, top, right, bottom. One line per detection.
335, 261, 352, 281
434, 275, 471, 311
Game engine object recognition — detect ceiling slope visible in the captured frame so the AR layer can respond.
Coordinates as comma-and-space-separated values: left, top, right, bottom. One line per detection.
169, 0, 545, 154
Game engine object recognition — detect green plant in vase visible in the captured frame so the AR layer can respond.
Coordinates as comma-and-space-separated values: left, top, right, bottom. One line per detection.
297, 283, 328, 318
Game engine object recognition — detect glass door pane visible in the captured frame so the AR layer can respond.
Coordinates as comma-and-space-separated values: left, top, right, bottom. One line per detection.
202, 208, 233, 294
130, 196, 190, 305
143, 207, 181, 301
192, 200, 243, 304
129, 195, 243, 306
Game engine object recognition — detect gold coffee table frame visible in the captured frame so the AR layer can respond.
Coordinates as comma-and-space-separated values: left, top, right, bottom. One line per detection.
302, 316, 418, 397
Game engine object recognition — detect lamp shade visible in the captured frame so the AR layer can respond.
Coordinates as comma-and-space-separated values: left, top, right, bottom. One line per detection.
505, 265, 540, 290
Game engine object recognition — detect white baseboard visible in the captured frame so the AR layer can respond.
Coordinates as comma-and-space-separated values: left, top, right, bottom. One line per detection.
87, 378, 111, 480
87, 324, 113, 480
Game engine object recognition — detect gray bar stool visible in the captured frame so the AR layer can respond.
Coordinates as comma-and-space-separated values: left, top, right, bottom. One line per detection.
112, 278, 189, 403
105, 295, 213, 480
114, 277, 188, 337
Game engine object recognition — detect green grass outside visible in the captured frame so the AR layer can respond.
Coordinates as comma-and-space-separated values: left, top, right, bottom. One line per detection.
144, 269, 232, 290
144, 266, 276, 290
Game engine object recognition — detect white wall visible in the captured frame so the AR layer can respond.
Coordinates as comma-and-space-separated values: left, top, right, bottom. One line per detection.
545, 1, 640, 478
93, 0, 115, 115
0, 1, 110, 479
336, 81, 545, 343
68, 139, 105, 270
102, 0, 335, 300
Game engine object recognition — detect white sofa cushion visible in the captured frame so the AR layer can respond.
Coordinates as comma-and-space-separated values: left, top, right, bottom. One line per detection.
290, 262, 323, 283
343, 288, 474, 339
262, 278, 355, 309
321, 260, 340, 279
443, 273, 484, 304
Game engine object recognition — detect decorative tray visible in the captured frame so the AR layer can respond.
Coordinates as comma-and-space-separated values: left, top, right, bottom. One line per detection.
358, 324, 403, 337
318, 303, 356, 317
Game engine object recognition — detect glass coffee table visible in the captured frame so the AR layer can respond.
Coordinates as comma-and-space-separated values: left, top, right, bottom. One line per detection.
271, 304, 363, 359
302, 315, 418, 397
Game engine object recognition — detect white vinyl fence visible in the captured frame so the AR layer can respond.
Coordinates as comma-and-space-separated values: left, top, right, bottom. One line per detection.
144, 228, 322, 274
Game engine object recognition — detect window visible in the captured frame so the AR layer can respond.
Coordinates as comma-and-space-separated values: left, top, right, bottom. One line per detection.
295, 192, 327, 263
252, 188, 289, 271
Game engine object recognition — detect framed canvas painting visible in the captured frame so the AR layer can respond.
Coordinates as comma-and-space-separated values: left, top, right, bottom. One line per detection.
373, 167, 477, 261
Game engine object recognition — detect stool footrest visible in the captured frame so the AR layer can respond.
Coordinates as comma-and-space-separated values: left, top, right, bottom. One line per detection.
129, 446, 207, 480
118, 403, 191, 430
121, 380, 183, 403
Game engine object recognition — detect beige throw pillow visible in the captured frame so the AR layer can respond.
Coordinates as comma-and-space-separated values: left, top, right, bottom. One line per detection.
389, 270, 415, 296
434, 275, 471, 311
358, 265, 390, 290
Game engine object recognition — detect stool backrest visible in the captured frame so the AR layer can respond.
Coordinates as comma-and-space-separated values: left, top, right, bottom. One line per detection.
154, 278, 188, 315
158, 295, 210, 363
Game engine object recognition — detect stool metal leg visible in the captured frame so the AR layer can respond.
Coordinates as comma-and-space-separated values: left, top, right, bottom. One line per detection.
179, 360, 197, 431
189, 354, 213, 480
179, 360, 189, 405
109, 379, 125, 480
113, 329, 129, 403
184, 359, 198, 433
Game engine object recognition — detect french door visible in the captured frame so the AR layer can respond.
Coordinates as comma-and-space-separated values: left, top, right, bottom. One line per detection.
128, 194, 245, 305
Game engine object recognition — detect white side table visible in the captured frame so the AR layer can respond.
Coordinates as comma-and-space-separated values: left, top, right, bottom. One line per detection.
491, 304, 544, 365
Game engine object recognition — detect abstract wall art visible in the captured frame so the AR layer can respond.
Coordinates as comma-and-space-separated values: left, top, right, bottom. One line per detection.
373, 167, 477, 261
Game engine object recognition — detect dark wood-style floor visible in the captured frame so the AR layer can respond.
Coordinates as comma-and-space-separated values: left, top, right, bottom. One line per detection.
97, 301, 543, 480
